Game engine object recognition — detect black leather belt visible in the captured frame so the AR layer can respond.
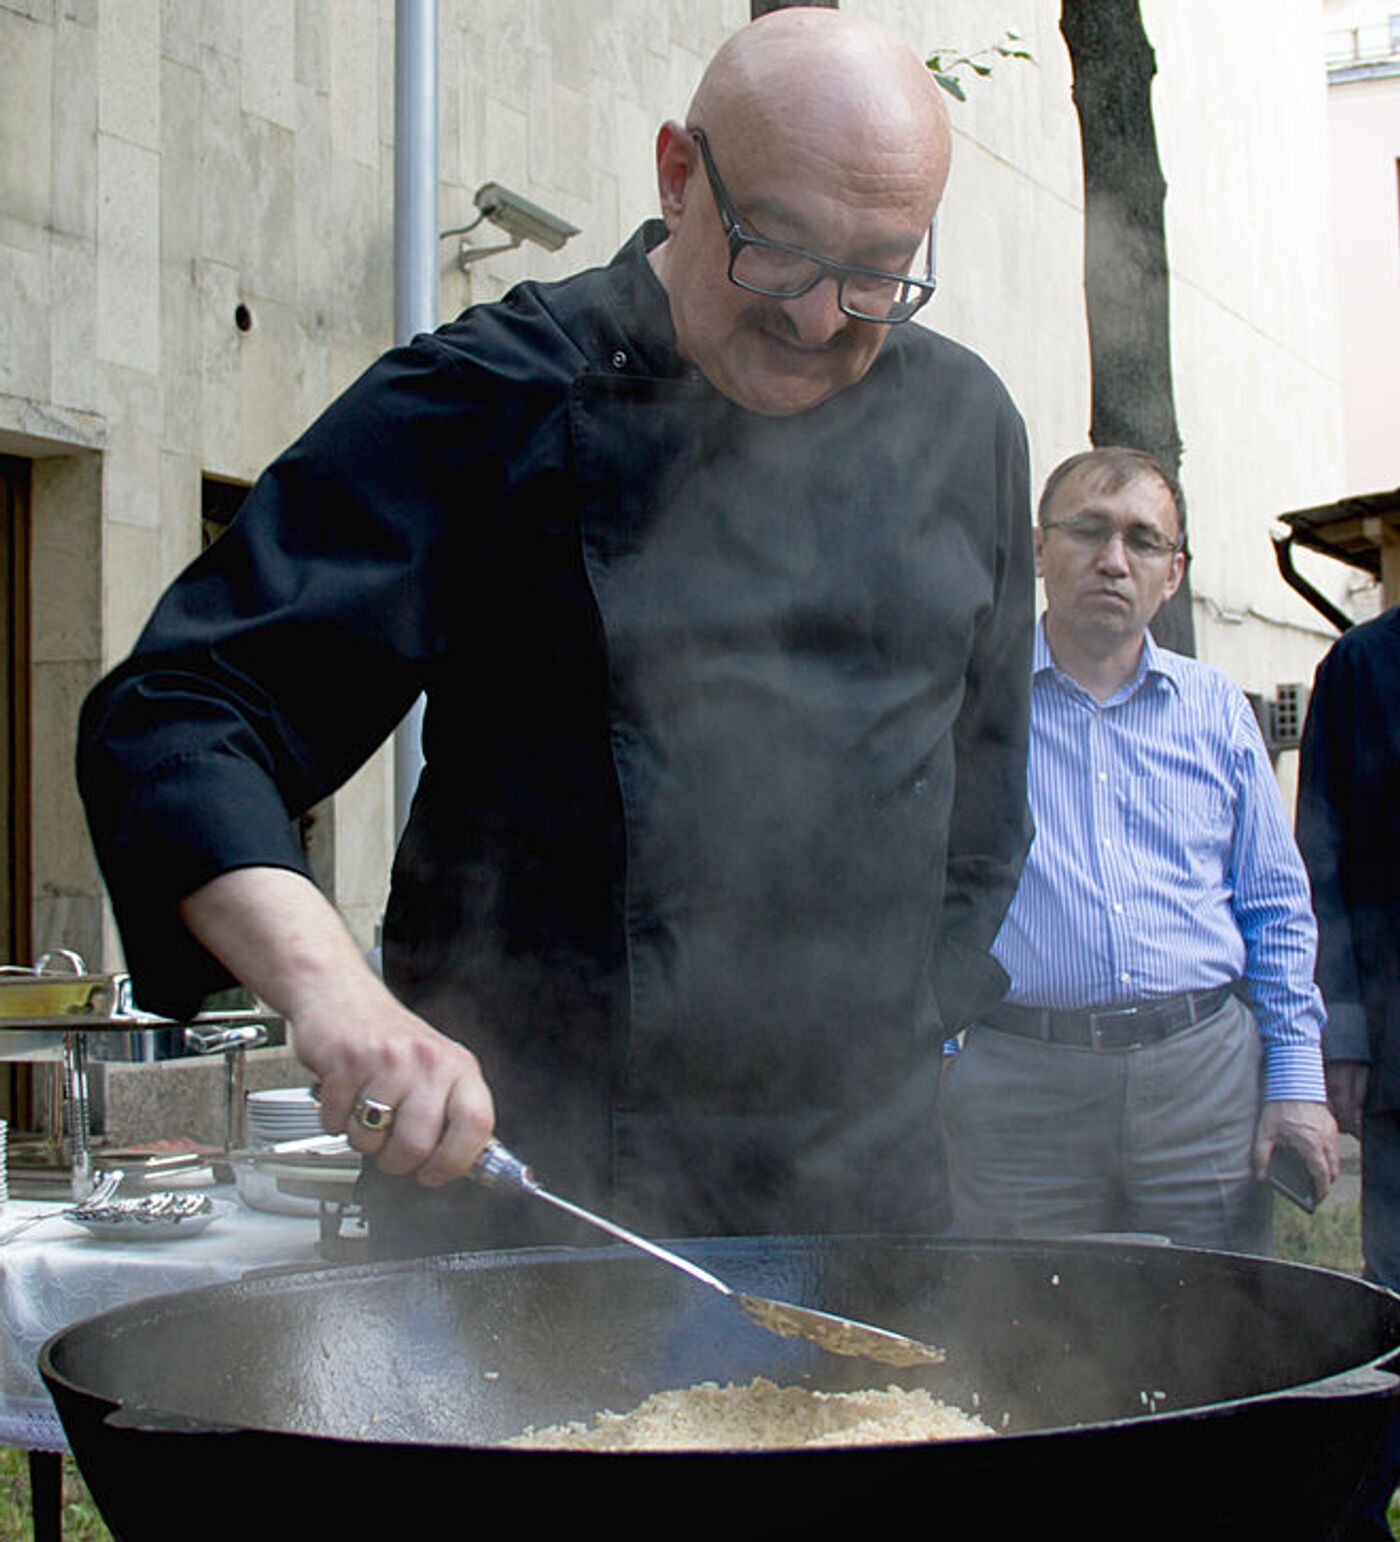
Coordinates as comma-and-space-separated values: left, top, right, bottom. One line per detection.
980, 985, 1235, 1052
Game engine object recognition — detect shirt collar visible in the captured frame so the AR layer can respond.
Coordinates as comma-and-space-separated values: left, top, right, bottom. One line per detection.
1137, 628, 1185, 695
1034, 616, 1182, 704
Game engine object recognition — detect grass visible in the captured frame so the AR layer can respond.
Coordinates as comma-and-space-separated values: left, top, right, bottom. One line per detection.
0, 1448, 109, 1540
0, 1187, 1377, 1540
1272, 1186, 1366, 1275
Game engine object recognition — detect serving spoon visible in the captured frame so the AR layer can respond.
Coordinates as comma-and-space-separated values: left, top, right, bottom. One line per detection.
470, 1140, 945, 1370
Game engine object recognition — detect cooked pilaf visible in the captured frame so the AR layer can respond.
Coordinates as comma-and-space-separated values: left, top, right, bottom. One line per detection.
507, 1375, 994, 1450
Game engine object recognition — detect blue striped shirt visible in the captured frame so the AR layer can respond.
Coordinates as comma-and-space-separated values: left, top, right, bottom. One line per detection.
990, 620, 1326, 1102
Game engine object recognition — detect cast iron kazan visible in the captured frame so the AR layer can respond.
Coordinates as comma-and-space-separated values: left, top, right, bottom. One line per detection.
40, 1235, 1400, 1539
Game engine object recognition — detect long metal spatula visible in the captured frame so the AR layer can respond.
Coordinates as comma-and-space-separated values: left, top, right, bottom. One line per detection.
470, 1140, 944, 1369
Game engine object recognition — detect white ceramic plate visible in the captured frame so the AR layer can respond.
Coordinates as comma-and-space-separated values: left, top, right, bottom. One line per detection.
64, 1197, 233, 1242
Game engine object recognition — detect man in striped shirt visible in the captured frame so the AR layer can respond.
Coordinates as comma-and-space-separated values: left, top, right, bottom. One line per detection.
942, 448, 1339, 1251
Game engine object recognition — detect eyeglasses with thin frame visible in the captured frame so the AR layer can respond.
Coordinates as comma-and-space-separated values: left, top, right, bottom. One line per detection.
1041, 514, 1185, 561
689, 128, 937, 325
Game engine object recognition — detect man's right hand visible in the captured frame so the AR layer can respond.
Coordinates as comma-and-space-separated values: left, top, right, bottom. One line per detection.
293, 996, 495, 1186
179, 867, 495, 1186
1325, 1059, 1370, 1141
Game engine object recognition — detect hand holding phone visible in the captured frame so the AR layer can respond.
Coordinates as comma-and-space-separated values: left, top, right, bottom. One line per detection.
1266, 1142, 1319, 1214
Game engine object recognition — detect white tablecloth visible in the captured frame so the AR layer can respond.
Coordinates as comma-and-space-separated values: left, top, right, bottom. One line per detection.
0, 1189, 322, 1450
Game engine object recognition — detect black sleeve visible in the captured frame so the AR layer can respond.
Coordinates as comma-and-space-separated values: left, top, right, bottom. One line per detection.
931, 402, 1035, 1030
76, 335, 508, 1017
1296, 638, 1367, 1059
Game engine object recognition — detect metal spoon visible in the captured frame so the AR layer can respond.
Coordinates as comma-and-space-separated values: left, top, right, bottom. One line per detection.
470, 1141, 945, 1370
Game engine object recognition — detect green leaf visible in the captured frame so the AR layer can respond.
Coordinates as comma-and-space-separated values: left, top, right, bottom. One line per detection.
934, 73, 966, 100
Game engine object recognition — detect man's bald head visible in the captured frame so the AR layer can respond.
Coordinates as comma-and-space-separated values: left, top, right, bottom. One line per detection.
650, 10, 951, 416
688, 9, 951, 210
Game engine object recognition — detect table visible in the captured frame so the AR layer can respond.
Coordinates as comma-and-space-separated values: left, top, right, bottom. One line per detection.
0, 1189, 323, 1451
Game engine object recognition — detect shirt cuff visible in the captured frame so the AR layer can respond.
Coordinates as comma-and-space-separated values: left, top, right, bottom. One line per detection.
1262, 1040, 1327, 1103
1322, 1002, 1371, 1063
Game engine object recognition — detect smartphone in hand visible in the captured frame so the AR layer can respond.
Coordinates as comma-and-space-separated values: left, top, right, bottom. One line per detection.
1266, 1143, 1319, 1214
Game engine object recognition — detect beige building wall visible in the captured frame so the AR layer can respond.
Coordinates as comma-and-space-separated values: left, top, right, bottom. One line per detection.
0, 0, 1350, 982
1325, 1, 1400, 493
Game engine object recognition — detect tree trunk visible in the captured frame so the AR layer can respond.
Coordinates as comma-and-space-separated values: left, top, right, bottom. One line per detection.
1061, 0, 1194, 654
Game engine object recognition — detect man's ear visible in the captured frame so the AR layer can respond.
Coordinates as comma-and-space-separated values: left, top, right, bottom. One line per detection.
655, 120, 694, 231
1162, 548, 1186, 603
1033, 524, 1046, 579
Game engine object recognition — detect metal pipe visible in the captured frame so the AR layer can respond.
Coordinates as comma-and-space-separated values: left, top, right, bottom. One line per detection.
391, 0, 438, 838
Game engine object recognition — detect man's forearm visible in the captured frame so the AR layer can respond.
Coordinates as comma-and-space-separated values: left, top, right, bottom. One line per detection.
179, 867, 389, 1025
179, 867, 496, 1186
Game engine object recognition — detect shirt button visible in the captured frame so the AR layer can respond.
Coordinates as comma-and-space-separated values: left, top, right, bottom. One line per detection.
1098, 771, 1108, 783
1113, 902, 1125, 914
1119, 971, 1131, 984
610, 349, 628, 370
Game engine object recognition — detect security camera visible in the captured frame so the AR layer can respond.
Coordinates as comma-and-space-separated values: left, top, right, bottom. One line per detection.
443, 183, 580, 267
473, 183, 579, 253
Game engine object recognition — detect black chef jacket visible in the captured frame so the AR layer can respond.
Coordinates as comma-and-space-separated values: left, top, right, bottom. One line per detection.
78, 223, 1034, 1254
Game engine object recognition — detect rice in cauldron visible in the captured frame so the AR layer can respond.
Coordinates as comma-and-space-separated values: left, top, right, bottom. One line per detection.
506, 1375, 994, 1450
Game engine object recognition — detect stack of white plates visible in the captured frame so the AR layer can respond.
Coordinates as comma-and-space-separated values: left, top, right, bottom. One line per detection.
0, 1117, 8, 1209
245, 1087, 322, 1147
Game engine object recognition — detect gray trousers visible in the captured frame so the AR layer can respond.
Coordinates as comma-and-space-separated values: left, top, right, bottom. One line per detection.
942, 993, 1269, 1252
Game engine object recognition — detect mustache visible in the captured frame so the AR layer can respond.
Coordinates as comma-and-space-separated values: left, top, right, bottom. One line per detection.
742, 302, 851, 353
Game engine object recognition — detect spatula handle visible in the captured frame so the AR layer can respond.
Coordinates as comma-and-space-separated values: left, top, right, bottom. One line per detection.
468, 1138, 536, 1193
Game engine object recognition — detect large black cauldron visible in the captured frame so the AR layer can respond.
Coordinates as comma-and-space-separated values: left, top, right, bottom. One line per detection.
41, 1235, 1400, 1539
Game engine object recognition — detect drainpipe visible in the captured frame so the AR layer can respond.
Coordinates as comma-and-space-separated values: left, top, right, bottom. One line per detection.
1269, 531, 1353, 635
391, 0, 438, 839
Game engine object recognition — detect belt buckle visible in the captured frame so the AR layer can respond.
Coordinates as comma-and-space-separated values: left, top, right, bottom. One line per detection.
1088, 1003, 1143, 1052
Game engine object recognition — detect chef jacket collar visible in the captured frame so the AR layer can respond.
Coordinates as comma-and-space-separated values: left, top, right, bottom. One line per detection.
587, 220, 704, 385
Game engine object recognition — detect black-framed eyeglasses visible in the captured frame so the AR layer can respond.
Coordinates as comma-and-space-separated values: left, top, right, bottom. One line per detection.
1041, 515, 1184, 561
690, 128, 937, 325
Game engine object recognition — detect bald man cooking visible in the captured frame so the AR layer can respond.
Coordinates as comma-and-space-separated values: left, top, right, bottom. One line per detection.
79, 10, 1033, 1256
